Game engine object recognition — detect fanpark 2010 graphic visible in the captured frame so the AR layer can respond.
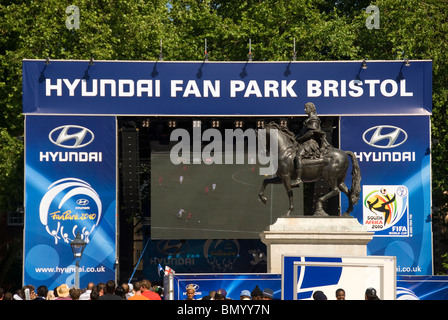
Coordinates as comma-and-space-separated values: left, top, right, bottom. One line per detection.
363, 185, 409, 237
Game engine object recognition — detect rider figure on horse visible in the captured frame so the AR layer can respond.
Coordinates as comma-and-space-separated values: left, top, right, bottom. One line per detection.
290, 102, 331, 187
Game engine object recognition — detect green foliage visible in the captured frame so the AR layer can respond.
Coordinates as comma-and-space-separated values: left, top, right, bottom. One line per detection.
0, 128, 23, 207
0, 0, 447, 220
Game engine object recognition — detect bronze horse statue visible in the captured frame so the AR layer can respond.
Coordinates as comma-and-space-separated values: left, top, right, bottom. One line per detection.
258, 122, 361, 217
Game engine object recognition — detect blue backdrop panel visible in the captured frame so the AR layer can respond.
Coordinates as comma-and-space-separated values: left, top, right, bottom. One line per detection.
340, 116, 432, 275
173, 273, 281, 300
24, 115, 117, 289
22, 60, 432, 116
397, 276, 448, 300
143, 239, 268, 281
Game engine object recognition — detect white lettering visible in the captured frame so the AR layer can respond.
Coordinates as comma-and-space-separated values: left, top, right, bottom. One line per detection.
231, 80, 296, 98
230, 80, 245, 97
244, 80, 262, 97
63, 79, 80, 96
183, 80, 201, 97
171, 80, 183, 97
100, 79, 116, 97
203, 80, 220, 97
281, 80, 297, 97
364, 79, 380, 97
380, 79, 398, 97
307, 80, 321, 97
46, 79, 62, 96
137, 80, 152, 97
340, 80, 346, 97
264, 80, 279, 97
43, 77, 414, 99
400, 79, 413, 97
324, 80, 339, 97
348, 80, 363, 97
119, 79, 134, 97
81, 79, 98, 96
355, 151, 415, 162
39, 151, 103, 162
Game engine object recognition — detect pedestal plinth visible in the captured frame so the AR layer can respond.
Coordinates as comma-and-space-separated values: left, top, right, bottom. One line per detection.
260, 216, 373, 274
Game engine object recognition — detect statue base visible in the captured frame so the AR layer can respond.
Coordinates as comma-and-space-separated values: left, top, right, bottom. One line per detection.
259, 216, 373, 274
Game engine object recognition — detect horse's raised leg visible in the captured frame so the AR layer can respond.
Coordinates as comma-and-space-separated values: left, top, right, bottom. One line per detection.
258, 176, 281, 204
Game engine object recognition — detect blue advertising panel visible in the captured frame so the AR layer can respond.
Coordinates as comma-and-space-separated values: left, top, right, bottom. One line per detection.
22, 60, 432, 116
173, 273, 281, 300
397, 276, 448, 300
23, 115, 117, 289
340, 116, 432, 275
172, 273, 448, 300
143, 239, 268, 281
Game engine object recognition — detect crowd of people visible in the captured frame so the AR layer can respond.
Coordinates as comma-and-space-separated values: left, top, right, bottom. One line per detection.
0, 280, 380, 301
185, 284, 274, 300
312, 287, 381, 300
0, 279, 162, 301
0, 281, 274, 301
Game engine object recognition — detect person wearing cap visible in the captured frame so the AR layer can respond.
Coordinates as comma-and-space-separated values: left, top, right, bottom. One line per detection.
215, 288, 227, 300
312, 290, 327, 300
185, 284, 196, 300
365, 287, 380, 300
240, 290, 251, 300
55, 284, 72, 300
262, 288, 274, 300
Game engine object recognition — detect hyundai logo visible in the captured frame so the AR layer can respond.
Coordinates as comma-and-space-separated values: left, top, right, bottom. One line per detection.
362, 125, 407, 149
49, 125, 94, 148
76, 199, 90, 206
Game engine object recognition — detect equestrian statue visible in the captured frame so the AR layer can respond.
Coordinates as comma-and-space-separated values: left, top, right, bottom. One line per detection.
258, 102, 361, 217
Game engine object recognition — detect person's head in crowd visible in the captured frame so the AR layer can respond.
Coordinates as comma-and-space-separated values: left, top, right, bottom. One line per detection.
215, 288, 227, 300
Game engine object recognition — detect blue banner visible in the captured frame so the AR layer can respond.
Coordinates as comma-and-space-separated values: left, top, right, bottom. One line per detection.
340, 116, 432, 275
397, 276, 448, 300
143, 239, 268, 281
173, 273, 281, 300
22, 60, 432, 116
171, 274, 448, 300
24, 115, 117, 289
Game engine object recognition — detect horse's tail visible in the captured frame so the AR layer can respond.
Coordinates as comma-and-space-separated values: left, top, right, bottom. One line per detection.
346, 151, 361, 205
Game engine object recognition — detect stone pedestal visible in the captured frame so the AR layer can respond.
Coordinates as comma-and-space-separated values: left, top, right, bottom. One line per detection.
260, 216, 373, 274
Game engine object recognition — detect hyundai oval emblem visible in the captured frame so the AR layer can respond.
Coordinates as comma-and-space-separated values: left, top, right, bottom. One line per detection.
49, 125, 95, 148
362, 125, 407, 148
76, 199, 90, 206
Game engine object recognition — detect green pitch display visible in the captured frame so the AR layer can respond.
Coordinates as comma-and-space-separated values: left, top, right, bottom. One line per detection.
151, 152, 303, 239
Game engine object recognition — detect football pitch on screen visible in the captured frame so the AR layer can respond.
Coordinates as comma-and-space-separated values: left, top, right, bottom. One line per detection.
151, 153, 304, 239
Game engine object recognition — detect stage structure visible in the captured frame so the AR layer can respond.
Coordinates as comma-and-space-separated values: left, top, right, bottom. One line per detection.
22, 59, 432, 288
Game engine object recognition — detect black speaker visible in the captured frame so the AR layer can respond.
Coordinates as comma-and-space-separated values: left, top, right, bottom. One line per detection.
121, 129, 141, 216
